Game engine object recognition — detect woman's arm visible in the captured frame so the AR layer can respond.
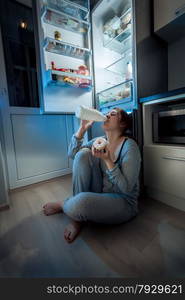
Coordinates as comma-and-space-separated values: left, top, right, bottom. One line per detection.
68, 120, 95, 159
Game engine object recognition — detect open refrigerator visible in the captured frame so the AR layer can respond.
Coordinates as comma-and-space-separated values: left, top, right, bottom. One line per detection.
35, 0, 136, 114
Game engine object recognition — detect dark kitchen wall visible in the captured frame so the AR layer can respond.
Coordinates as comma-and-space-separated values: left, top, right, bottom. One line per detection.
90, 0, 100, 10
0, 0, 39, 107
168, 36, 185, 90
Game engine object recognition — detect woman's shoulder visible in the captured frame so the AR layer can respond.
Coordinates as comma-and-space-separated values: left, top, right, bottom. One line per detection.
123, 137, 141, 154
125, 137, 138, 146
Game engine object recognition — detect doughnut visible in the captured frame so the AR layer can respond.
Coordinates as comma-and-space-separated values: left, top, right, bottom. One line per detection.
93, 137, 108, 150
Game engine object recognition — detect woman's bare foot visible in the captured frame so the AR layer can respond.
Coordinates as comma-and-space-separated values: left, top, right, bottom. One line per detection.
43, 202, 62, 216
64, 221, 82, 243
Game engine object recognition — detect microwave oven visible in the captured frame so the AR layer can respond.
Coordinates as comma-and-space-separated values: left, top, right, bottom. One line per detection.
153, 107, 185, 144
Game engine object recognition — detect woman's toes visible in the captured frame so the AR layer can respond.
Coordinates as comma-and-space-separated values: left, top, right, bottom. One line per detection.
64, 223, 81, 243
42, 202, 62, 216
64, 229, 70, 242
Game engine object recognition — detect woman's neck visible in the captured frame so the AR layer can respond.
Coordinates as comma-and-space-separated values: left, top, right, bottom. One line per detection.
105, 131, 125, 144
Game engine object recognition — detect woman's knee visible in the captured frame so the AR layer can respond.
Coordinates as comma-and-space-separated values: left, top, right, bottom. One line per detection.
75, 148, 91, 161
63, 192, 89, 221
73, 148, 91, 168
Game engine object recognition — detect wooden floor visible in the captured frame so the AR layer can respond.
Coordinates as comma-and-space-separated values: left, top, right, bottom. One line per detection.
0, 174, 185, 278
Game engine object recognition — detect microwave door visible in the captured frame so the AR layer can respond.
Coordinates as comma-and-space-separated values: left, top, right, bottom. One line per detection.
158, 108, 185, 117
153, 109, 185, 144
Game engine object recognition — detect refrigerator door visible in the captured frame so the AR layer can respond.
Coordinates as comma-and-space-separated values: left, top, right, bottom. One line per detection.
91, 0, 137, 113
34, 0, 93, 113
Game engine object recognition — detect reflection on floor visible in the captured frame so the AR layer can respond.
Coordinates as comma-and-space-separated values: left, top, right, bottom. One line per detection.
0, 174, 185, 278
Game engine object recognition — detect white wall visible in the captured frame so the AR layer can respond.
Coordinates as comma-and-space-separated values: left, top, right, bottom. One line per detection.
168, 36, 185, 90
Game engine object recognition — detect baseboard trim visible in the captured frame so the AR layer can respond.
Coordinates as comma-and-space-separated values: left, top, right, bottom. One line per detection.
9, 172, 72, 192
10, 168, 72, 189
145, 186, 185, 212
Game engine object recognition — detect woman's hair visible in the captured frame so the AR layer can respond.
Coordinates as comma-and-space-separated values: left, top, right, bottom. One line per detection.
114, 107, 132, 136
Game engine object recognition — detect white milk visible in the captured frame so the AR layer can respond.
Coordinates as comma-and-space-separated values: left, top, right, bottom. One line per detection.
75, 105, 107, 122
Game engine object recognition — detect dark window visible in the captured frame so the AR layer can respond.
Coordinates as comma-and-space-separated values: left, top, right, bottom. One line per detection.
0, 0, 39, 107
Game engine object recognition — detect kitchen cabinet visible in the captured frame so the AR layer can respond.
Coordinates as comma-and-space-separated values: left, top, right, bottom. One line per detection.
144, 145, 185, 200
154, 0, 185, 42
143, 145, 185, 211
142, 95, 185, 212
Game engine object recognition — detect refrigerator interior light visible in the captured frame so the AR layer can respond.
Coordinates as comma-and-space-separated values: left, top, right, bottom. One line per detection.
20, 21, 28, 29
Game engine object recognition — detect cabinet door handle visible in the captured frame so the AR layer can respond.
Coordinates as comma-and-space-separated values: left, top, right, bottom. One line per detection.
162, 156, 185, 162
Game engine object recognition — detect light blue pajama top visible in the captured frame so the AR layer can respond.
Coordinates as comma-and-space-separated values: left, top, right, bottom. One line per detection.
68, 134, 141, 205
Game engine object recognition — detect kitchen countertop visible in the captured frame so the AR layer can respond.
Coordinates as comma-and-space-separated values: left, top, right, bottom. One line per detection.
139, 87, 185, 103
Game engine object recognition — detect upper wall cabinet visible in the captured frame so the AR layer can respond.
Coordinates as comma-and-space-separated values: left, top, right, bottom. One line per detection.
154, 0, 185, 42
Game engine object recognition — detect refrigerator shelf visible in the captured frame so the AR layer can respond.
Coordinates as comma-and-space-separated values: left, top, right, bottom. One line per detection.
97, 80, 133, 106
105, 48, 132, 76
103, 7, 131, 33
42, 7, 89, 35
103, 26, 131, 54
51, 69, 91, 80
44, 37, 91, 59
103, 7, 131, 43
45, 0, 89, 22
48, 79, 92, 90
69, 0, 89, 10
99, 96, 132, 108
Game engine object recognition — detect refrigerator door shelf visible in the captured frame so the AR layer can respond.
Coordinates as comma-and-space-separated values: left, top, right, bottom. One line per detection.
48, 79, 92, 90
44, 37, 91, 59
97, 80, 133, 107
51, 69, 91, 80
46, 0, 89, 21
42, 7, 89, 35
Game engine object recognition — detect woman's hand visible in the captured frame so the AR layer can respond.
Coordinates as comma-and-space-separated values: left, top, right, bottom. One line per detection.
75, 120, 94, 139
92, 145, 115, 170
80, 120, 94, 132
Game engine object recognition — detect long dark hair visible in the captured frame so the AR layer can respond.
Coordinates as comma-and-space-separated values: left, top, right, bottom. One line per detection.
114, 107, 132, 137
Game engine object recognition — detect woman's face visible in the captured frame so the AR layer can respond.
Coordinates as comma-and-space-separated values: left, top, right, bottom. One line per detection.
102, 109, 123, 132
